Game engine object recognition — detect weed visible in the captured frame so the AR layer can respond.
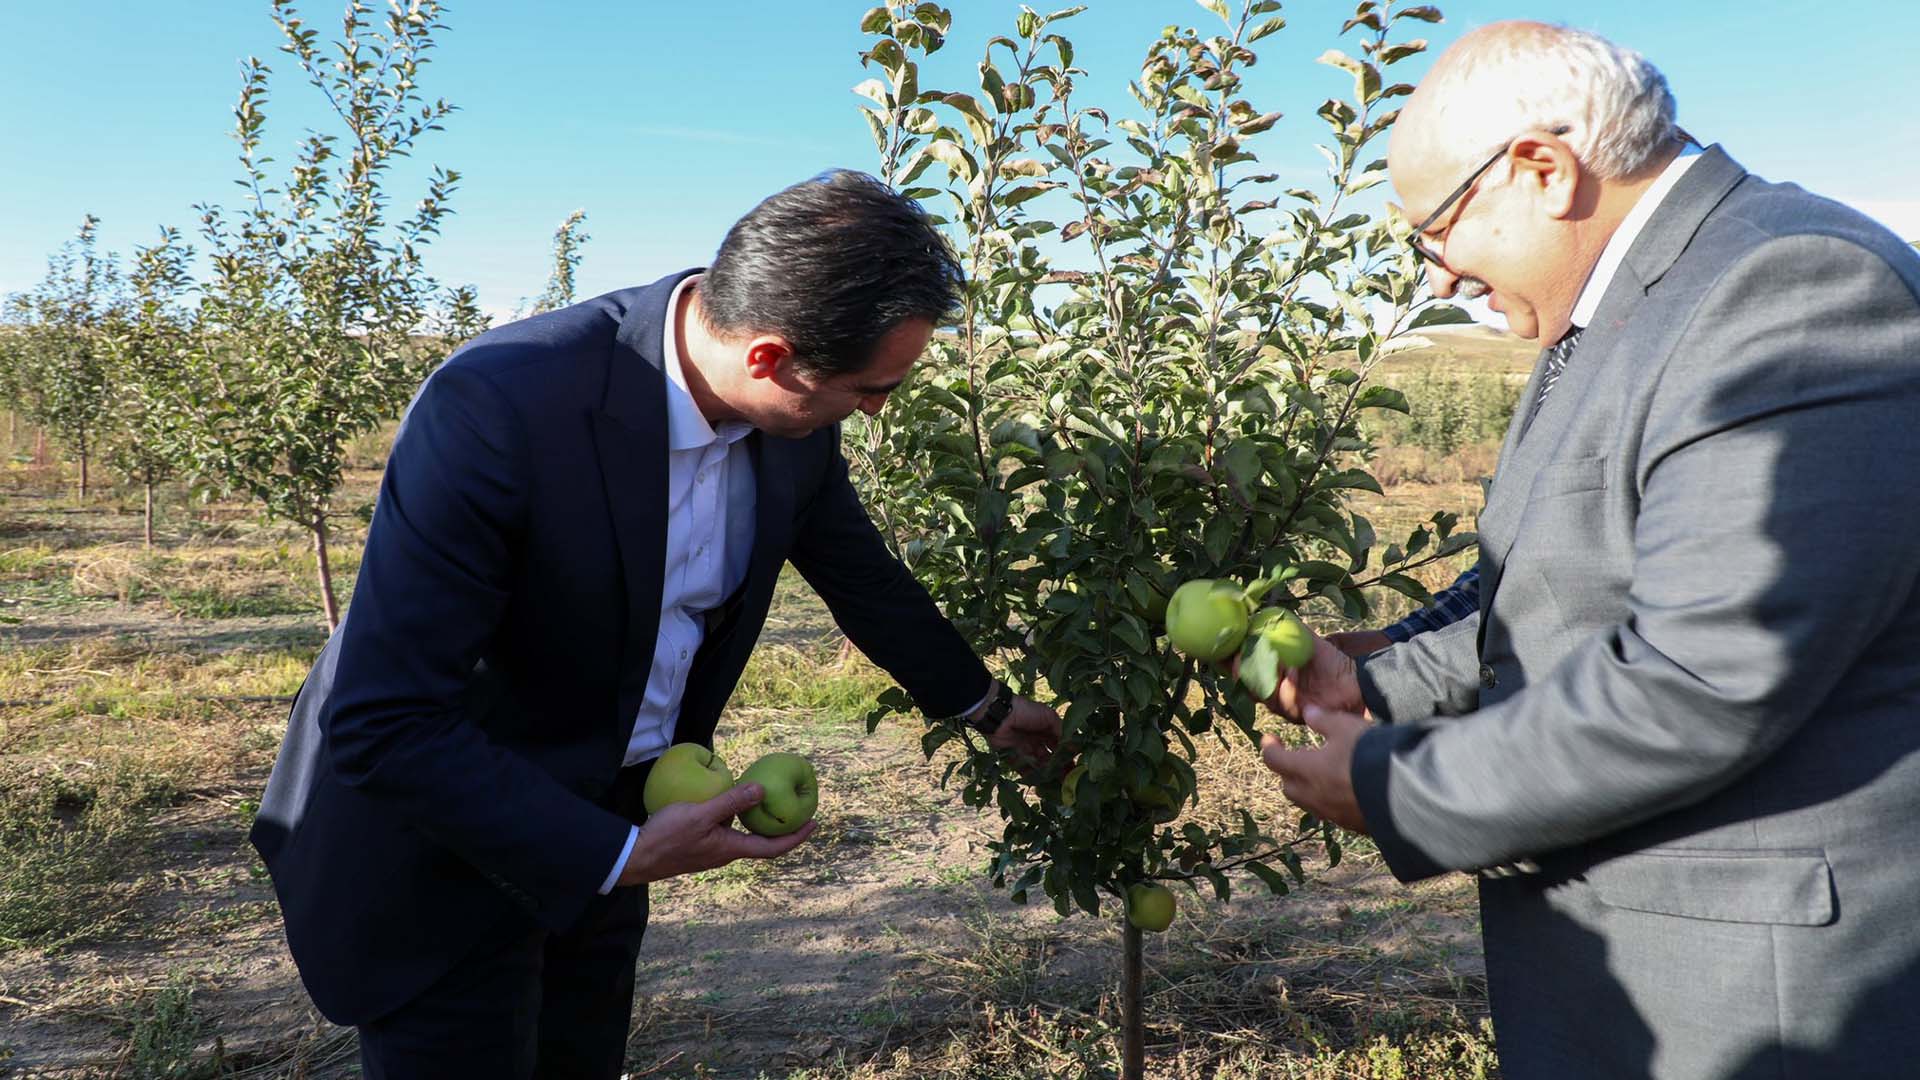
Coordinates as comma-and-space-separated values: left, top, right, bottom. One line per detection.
123, 973, 226, 1080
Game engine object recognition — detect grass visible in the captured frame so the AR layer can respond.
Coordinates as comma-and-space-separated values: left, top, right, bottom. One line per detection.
0, 757, 173, 951
122, 973, 227, 1080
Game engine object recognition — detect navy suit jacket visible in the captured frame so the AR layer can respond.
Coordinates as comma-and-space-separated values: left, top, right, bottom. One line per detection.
249, 273, 989, 1024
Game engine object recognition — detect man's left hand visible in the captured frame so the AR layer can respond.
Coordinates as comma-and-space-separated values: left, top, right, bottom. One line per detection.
1260, 703, 1371, 833
985, 695, 1063, 773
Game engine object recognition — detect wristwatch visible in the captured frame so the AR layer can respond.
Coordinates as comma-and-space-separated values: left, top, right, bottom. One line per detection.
968, 680, 1015, 735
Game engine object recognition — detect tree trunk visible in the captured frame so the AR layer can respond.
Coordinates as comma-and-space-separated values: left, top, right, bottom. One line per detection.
77, 444, 89, 502
1122, 918, 1145, 1080
143, 481, 155, 550
313, 509, 340, 632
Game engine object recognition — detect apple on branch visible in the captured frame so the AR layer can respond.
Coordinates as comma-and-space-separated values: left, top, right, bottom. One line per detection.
1126, 883, 1176, 932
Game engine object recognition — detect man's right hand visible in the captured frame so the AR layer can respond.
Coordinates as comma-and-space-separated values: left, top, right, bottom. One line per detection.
1323, 629, 1392, 658
614, 783, 815, 887
1262, 630, 1368, 723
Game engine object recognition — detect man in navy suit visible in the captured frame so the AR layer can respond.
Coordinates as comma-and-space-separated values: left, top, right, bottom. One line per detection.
249, 170, 1062, 1078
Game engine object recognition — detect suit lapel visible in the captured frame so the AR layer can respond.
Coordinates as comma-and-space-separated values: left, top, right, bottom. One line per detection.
594, 271, 700, 717
1475, 147, 1749, 649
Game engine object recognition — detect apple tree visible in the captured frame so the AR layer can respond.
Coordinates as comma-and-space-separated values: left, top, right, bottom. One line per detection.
526, 209, 591, 316
846, 1, 1473, 1074
4, 216, 124, 501
103, 227, 198, 549
184, 0, 464, 630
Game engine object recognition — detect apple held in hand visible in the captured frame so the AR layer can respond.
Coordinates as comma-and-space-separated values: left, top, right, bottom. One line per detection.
1165, 579, 1251, 661
642, 743, 734, 814
1249, 607, 1315, 669
738, 752, 819, 837
1237, 607, 1317, 700
1126, 882, 1177, 932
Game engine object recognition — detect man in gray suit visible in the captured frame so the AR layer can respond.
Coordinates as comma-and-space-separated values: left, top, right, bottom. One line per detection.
1255, 21, 1920, 1080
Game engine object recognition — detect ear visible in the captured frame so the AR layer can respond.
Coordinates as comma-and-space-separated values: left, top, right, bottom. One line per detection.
1508, 129, 1580, 219
743, 335, 795, 381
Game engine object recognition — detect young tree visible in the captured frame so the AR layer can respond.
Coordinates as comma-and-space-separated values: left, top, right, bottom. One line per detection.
849, 2, 1470, 1075
529, 209, 590, 314
187, 0, 463, 630
7, 216, 124, 500
432, 281, 493, 351
0, 316, 23, 454
104, 227, 198, 548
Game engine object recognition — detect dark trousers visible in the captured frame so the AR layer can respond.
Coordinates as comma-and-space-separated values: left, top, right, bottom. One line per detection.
358, 767, 652, 1080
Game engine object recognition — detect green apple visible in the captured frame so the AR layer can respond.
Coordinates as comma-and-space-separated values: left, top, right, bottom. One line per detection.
642, 743, 733, 814
1127, 759, 1182, 810
737, 752, 819, 837
1126, 883, 1177, 932
1142, 585, 1170, 625
1060, 763, 1089, 807
1164, 579, 1250, 661
1250, 607, 1315, 669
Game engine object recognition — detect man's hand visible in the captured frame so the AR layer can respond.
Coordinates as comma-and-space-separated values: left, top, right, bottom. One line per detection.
614, 783, 815, 887
1266, 632, 1367, 722
1324, 629, 1392, 659
978, 694, 1063, 774
1260, 703, 1371, 833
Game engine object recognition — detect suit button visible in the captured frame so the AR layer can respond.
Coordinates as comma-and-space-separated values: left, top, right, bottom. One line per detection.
1479, 663, 1497, 689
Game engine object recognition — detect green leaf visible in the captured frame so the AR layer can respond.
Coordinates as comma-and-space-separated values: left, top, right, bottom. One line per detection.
1202, 514, 1234, 565
1201, 865, 1230, 901
1280, 849, 1306, 883
1247, 15, 1286, 42
922, 725, 955, 760
1237, 634, 1282, 701
1223, 440, 1262, 494
1072, 874, 1102, 916
979, 61, 1007, 113
1355, 385, 1408, 414
1378, 573, 1433, 605
1408, 304, 1474, 329
1194, 0, 1230, 22
1247, 860, 1291, 896
1380, 41, 1427, 65
1318, 468, 1383, 495
923, 138, 978, 184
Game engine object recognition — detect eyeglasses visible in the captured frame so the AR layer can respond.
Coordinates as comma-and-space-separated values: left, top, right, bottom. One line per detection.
1402, 124, 1574, 268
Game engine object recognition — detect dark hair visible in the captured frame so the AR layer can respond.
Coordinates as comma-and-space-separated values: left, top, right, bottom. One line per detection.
698, 170, 963, 378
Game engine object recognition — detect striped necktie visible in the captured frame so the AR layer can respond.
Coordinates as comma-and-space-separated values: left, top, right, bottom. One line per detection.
1520, 325, 1584, 439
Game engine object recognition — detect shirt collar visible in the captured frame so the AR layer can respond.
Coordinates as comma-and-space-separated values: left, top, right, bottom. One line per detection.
1569, 143, 1705, 328
661, 274, 753, 451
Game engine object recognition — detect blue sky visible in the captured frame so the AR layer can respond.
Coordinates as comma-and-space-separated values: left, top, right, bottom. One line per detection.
3, 1, 1915, 325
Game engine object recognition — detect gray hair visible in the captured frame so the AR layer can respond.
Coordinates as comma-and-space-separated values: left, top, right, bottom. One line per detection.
1425, 22, 1682, 181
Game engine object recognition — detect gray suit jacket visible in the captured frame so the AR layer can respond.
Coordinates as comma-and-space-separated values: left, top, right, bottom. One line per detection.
1352, 147, 1920, 1079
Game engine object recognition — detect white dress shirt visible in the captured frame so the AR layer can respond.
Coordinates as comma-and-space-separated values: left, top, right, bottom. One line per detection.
1568, 143, 1705, 329
602, 274, 757, 891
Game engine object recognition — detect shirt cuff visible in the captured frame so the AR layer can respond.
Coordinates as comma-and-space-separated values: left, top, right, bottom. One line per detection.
599, 824, 639, 895
942, 679, 996, 723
